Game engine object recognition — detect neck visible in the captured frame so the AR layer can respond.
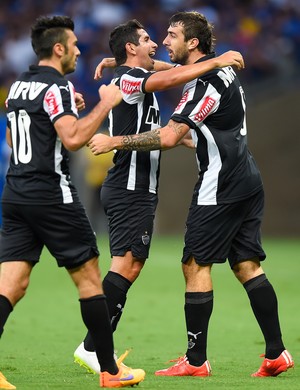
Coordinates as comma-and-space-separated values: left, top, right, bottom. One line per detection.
38, 59, 63, 74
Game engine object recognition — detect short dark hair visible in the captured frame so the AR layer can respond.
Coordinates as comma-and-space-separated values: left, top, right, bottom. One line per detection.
109, 19, 144, 66
169, 11, 215, 54
31, 15, 74, 60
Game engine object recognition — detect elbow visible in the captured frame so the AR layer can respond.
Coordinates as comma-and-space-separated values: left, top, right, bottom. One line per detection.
63, 139, 83, 152
161, 137, 178, 149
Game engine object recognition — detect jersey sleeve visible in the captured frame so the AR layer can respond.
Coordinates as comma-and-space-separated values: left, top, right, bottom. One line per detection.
43, 80, 78, 123
171, 77, 221, 128
119, 67, 153, 105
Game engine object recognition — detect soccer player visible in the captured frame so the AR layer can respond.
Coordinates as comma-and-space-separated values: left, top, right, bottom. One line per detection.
0, 15, 144, 389
87, 12, 294, 378
73, 19, 245, 374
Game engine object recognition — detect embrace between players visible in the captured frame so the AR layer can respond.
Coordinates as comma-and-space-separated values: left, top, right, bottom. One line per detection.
0, 10, 293, 390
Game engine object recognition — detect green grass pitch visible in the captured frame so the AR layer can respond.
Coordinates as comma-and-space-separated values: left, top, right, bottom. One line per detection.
1, 236, 299, 389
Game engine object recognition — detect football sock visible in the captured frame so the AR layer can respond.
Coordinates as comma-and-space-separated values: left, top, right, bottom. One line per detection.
185, 291, 213, 366
80, 294, 118, 374
83, 271, 132, 351
0, 294, 13, 338
103, 271, 132, 332
243, 274, 285, 359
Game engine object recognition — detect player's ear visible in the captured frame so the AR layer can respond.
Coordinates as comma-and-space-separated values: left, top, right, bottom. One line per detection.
125, 42, 137, 55
53, 42, 65, 57
188, 37, 199, 51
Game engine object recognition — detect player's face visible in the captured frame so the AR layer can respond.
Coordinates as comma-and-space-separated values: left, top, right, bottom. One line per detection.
163, 23, 190, 65
61, 30, 81, 75
134, 29, 158, 70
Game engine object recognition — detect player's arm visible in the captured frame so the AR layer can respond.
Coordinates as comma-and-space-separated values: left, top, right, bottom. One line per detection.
75, 92, 85, 111
175, 130, 196, 149
6, 127, 12, 148
55, 84, 122, 152
94, 57, 173, 79
152, 60, 174, 71
88, 119, 190, 155
144, 50, 244, 92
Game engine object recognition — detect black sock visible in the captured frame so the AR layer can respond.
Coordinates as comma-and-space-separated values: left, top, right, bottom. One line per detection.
185, 291, 213, 366
80, 294, 117, 374
83, 272, 132, 351
244, 274, 285, 359
0, 294, 13, 338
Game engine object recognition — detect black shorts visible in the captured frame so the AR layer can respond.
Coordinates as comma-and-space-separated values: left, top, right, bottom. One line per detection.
182, 189, 266, 268
0, 202, 99, 269
101, 186, 158, 259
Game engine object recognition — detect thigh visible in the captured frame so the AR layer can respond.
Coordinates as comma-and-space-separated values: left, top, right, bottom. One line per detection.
229, 190, 266, 268
182, 195, 264, 266
36, 202, 99, 268
182, 202, 240, 265
101, 187, 158, 260
0, 203, 43, 264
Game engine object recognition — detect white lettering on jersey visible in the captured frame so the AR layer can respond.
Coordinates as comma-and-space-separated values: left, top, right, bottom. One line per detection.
217, 66, 236, 87
7, 81, 48, 100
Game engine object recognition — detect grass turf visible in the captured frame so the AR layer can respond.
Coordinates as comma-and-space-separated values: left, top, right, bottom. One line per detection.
1, 236, 299, 389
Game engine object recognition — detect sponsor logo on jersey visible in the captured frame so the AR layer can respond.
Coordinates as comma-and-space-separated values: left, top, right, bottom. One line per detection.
194, 96, 216, 122
45, 89, 60, 116
121, 79, 142, 94
175, 90, 189, 111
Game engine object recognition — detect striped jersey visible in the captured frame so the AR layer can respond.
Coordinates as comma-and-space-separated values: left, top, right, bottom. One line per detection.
3, 65, 79, 205
171, 53, 263, 205
103, 66, 161, 194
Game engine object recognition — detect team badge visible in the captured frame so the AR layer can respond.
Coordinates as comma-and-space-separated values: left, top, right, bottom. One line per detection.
142, 233, 150, 245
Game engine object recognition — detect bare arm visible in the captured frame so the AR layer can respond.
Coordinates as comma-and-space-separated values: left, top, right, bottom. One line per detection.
144, 50, 244, 92
94, 58, 173, 80
55, 84, 122, 151
153, 60, 174, 71
74, 92, 85, 111
88, 119, 190, 155
176, 130, 196, 149
6, 127, 12, 148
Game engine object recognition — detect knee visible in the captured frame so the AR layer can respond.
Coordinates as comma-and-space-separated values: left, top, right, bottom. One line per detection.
232, 258, 263, 284
2, 278, 29, 306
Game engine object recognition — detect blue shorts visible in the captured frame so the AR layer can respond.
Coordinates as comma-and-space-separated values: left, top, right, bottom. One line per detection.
101, 186, 158, 260
182, 189, 266, 268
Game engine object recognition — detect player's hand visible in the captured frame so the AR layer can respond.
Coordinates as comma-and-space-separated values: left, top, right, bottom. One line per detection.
88, 133, 113, 155
99, 84, 122, 108
216, 50, 245, 70
94, 57, 117, 80
75, 92, 85, 111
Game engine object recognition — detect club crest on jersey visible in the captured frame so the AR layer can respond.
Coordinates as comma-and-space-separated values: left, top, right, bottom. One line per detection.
194, 96, 216, 122
142, 234, 150, 246
121, 79, 141, 94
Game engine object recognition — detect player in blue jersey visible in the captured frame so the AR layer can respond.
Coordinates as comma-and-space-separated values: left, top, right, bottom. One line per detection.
87, 11, 293, 379
73, 18, 245, 374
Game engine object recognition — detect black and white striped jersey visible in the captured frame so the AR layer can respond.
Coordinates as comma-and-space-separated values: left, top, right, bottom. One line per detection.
172, 54, 263, 205
3, 65, 79, 205
103, 66, 161, 194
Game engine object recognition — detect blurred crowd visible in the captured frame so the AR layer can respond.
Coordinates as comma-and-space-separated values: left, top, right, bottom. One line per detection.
0, 0, 300, 229
0, 0, 300, 117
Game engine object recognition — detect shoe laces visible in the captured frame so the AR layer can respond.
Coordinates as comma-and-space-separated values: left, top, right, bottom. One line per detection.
168, 356, 188, 366
116, 349, 132, 368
